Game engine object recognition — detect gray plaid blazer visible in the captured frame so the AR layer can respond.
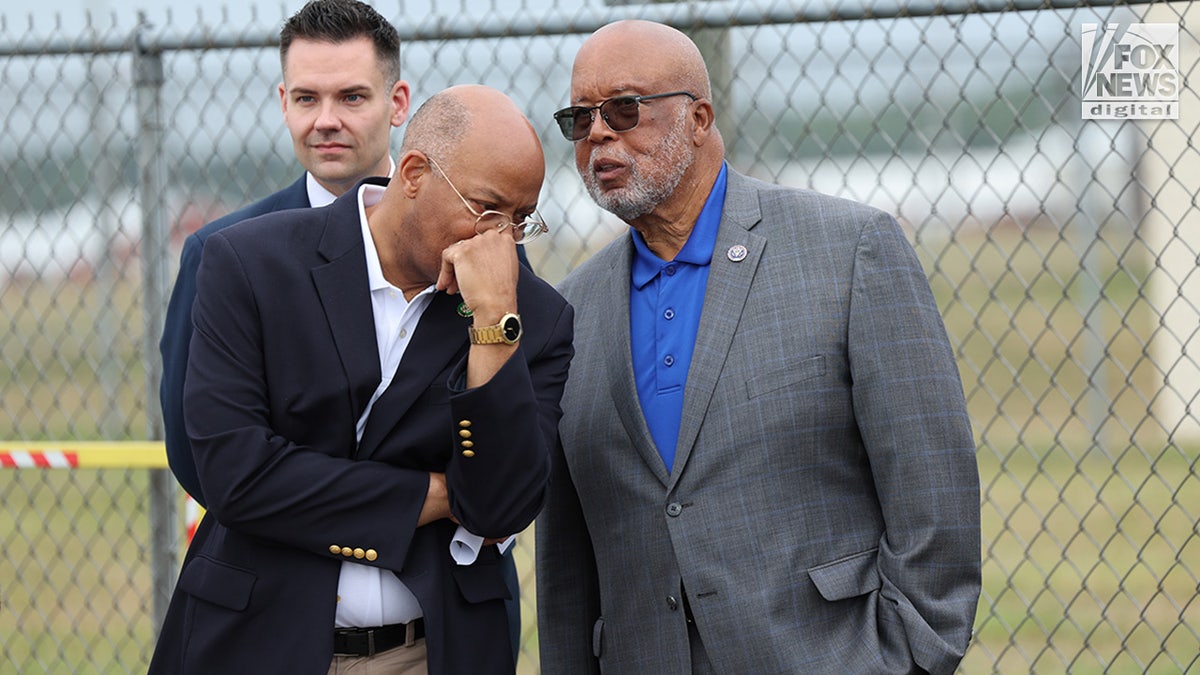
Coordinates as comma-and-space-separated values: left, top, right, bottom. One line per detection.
537, 168, 980, 674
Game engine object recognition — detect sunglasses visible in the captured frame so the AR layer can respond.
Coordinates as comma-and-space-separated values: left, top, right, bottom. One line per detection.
553, 91, 697, 142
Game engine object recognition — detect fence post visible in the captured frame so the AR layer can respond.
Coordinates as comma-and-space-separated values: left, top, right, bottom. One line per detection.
133, 12, 177, 636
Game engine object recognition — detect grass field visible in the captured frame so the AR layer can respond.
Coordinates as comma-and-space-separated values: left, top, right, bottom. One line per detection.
3, 225, 1198, 672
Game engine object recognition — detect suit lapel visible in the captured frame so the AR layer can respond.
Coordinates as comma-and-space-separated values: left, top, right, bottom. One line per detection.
311, 190, 379, 430
357, 291, 468, 459
669, 171, 764, 488
602, 240, 672, 485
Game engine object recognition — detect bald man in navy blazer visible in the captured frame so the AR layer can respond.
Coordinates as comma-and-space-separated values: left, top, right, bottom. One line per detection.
150, 85, 570, 674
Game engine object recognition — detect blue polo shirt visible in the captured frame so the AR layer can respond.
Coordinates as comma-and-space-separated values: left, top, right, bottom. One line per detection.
630, 162, 728, 472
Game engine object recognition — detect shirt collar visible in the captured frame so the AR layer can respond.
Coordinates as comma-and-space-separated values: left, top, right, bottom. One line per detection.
307, 156, 397, 208
357, 182, 391, 293
630, 161, 729, 289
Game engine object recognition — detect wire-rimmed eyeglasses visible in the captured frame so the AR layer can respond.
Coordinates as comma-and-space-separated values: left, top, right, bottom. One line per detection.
553, 91, 698, 142
425, 155, 549, 245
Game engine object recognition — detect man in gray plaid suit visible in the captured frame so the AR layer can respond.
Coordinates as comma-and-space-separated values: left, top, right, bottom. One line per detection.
537, 19, 981, 674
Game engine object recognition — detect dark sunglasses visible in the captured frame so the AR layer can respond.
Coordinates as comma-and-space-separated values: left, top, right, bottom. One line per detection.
553, 91, 697, 141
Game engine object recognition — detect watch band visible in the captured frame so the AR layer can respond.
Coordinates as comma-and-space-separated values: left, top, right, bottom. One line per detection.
467, 323, 506, 344
467, 312, 522, 345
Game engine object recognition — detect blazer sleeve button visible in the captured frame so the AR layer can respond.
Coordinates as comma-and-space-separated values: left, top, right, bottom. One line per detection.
365, 549, 378, 561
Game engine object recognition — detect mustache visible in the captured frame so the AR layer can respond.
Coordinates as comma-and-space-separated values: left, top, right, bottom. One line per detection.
588, 147, 633, 171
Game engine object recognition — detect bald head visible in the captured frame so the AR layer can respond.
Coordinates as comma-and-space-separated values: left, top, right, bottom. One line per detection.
376, 84, 545, 294
403, 84, 542, 172
573, 20, 712, 103
565, 20, 724, 252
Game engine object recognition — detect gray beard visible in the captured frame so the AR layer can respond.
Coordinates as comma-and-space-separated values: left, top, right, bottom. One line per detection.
583, 115, 692, 222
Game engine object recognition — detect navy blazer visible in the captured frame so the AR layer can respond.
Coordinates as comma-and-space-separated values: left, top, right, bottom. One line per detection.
149, 178, 572, 674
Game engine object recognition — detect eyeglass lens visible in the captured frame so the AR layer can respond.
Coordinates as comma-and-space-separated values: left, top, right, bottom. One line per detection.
474, 211, 546, 244
561, 97, 641, 141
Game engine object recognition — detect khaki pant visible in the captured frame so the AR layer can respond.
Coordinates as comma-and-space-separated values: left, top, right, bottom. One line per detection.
327, 639, 427, 675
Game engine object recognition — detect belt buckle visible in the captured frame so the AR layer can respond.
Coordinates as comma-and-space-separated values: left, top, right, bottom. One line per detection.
404, 621, 417, 648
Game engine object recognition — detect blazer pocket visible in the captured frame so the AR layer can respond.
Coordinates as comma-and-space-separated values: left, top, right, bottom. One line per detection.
745, 354, 826, 400
807, 547, 880, 601
451, 560, 510, 604
177, 555, 256, 611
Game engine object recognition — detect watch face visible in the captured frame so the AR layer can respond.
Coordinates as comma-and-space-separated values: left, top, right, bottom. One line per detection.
502, 315, 522, 342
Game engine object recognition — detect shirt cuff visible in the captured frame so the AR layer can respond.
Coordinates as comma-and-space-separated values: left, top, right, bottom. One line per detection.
450, 525, 515, 565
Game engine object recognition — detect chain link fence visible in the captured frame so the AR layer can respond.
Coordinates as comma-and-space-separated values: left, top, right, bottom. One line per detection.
2, 0, 1198, 672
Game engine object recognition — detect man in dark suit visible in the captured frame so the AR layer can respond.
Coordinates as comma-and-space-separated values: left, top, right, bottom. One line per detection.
160, 0, 411, 508
537, 20, 980, 674
149, 84, 571, 674
159, 1, 529, 659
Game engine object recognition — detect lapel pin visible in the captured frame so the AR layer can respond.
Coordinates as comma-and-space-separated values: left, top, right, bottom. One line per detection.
727, 244, 748, 262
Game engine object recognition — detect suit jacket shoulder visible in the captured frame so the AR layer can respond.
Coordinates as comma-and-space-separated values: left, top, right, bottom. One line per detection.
724, 169, 899, 242
192, 174, 311, 247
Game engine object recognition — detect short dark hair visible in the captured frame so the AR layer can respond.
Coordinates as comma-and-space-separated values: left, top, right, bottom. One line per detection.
279, 0, 401, 85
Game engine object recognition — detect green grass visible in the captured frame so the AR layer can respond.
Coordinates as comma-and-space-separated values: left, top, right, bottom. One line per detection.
3, 225, 1199, 672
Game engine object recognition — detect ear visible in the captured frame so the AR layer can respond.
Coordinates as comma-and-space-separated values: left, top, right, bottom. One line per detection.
390, 79, 412, 128
278, 82, 288, 115
690, 98, 717, 147
396, 150, 430, 198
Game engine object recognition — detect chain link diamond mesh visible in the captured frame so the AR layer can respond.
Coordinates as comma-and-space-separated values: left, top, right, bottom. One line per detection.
2, 2, 1197, 673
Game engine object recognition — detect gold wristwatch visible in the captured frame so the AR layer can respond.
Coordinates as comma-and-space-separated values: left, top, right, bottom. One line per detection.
467, 313, 522, 345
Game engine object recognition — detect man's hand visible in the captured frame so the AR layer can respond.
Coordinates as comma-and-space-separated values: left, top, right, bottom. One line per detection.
435, 228, 519, 322
436, 229, 522, 388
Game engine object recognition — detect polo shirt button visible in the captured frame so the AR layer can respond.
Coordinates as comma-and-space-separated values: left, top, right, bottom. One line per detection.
664, 355, 675, 367
666, 502, 682, 517
664, 308, 675, 320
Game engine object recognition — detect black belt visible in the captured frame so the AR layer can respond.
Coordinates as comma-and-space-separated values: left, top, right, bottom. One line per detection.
333, 619, 425, 656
